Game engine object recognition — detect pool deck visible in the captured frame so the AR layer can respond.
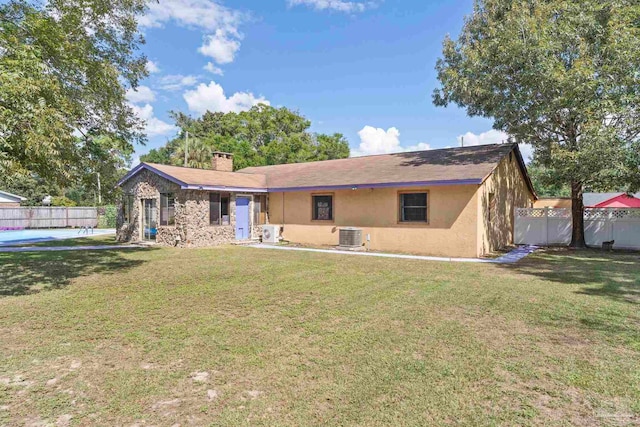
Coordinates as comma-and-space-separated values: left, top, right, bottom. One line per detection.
0, 229, 116, 247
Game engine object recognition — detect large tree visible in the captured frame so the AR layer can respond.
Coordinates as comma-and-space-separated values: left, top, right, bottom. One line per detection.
0, 0, 147, 185
433, 0, 640, 247
142, 105, 351, 170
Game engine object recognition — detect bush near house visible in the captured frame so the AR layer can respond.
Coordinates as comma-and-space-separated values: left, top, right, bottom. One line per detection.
97, 205, 117, 228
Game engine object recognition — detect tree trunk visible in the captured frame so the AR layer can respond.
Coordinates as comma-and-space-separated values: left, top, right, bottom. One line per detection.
569, 180, 587, 248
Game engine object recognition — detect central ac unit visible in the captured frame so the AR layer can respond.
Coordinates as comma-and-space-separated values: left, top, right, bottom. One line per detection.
339, 227, 363, 247
262, 224, 280, 244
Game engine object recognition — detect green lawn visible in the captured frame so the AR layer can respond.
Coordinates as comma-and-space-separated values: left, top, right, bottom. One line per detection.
0, 246, 638, 426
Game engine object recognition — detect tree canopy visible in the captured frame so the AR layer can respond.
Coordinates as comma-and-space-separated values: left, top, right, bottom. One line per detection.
434, 0, 640, 246
0, 0, 146, 185
141, 105, 351, 170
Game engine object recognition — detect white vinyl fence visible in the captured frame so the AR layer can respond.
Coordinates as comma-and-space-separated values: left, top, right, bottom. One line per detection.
0, 207, 98, 229
515, 208, 640, 250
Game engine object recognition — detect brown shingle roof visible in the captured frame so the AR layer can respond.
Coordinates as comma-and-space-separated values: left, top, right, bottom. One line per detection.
239, 144, 521, 190
132, 163, 267, 190
120, 144, 535, 196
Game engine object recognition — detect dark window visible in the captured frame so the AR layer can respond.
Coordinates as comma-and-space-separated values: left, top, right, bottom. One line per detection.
400, 193, 427, 222
123, 194, 134, 223
254, 195, 267, 225
210, 193, 220, 225
221, 195, 230, 225
160, 193, 175, 226
209, 193, 230, 225
312, 195, 333, 221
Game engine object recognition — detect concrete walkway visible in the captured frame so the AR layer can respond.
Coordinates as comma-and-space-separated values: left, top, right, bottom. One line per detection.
0, 244, 143, 253
248, 244, 539, 264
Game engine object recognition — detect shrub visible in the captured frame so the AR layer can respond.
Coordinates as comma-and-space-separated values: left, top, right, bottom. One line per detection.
97, 205, 117, 228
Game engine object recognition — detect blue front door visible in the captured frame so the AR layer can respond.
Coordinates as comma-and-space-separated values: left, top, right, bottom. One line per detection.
235, 197, 250, 240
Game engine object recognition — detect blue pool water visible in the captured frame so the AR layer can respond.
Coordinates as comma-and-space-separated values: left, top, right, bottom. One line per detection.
0, 229, 116, 246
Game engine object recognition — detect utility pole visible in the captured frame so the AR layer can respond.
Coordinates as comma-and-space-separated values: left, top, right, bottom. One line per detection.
184, 131, 189, 167
97, 172, 102, 205
461, 136, 464, 147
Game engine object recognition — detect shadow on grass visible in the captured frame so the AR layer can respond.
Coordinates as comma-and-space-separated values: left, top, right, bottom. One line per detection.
496, 248, 640, 342
0, 247, 155, 297
499, 248, 640, 305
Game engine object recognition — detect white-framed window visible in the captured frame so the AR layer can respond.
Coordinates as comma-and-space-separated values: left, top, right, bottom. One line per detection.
160, 193, 175, 226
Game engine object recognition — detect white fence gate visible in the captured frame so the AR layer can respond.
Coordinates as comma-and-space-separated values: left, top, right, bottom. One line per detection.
515, 208, 640, 250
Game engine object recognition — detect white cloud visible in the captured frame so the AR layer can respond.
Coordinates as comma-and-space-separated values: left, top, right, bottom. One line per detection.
351, 126, 432, 157
131, 104, 177, 137
158, 74, 199, 91
146, 60, 160, 74
353, 126, 401, 156
457, 129, 510, 147
139, 0, 245, 72
183, 81, 269, 115
199, 29, 241, 64
126, 85, 156, 104
204, 62, 224, 75
457, 129, 533, 163
287, 0, 376, 13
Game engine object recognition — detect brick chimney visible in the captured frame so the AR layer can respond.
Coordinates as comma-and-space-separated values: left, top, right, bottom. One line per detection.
211, 151, 233, 172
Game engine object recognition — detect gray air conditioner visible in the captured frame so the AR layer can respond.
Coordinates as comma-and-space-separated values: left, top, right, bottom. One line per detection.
339, 227, 363, 248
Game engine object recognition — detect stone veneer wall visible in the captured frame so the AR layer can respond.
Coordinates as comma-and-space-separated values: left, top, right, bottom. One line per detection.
117, 169, 266, 247
117, 169, 180, 243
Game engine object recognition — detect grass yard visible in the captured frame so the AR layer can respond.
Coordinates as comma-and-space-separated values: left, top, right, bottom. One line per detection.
0, 246, 638, 426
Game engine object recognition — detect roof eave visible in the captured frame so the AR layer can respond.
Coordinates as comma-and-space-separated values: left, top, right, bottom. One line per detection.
0, 190, 27, 201
117, 163, 189, 188
269, 178, 483, 193
181, 185, 268, 193
480, 144, 538, 200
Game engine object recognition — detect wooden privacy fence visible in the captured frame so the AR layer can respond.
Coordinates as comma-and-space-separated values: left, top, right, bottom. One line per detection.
515, 208, 640, 250
0, 207, 98, 229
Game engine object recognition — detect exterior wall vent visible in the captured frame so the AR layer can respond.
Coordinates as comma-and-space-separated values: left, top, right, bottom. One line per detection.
339, 227, 363, 247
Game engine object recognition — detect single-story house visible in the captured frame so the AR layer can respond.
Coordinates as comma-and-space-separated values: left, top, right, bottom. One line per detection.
0, 190, 26, 207
535, 192, 640, 209
116, 144, 536, 258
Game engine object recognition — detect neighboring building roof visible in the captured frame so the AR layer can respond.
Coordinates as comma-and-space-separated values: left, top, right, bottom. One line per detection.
118, 162, 268, 192
0, 190, 27, 202
119, 144, 535, 197
238, 144, 535, 195
583, 192, 640, 208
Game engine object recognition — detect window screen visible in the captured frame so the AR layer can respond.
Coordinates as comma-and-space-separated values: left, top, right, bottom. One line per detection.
312, 195, 333, 221
160, 193, 175, 226
210, 193, 220, 225
400, 193, 427, 222
123, 194, 134, 223
254, 195, 267, 225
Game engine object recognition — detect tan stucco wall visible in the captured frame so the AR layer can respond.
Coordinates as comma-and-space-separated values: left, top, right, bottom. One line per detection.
534, 198, 571, 209
268, 185, 480, 258
0, 202, 21, 207
477, 153, 535, 255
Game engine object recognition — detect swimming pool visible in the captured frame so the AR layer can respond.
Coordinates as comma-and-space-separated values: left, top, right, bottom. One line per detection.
0, 229, 116, 246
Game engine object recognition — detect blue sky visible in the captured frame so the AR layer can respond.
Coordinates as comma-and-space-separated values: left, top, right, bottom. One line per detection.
129, 0, 525, 164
